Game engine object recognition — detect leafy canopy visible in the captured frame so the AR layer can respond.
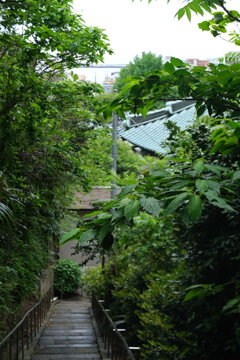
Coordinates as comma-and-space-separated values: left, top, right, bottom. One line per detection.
114, 51, 163, 92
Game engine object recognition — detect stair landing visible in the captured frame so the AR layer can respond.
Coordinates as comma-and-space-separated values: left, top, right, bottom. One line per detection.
31, 298, 100, 360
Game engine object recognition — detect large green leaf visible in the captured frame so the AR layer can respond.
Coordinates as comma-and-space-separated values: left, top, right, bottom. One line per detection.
165, 192, 189, 215
188, 194, 202, 221
93, 212, 112, 224
195, 179, 208, 193
98, 223, 114, 243
170, 180, 191, 190
78, 229, 97, 246
204, 164, 226, 176
183, 284, 213, 302
233, 170, 240, 181
60, 228, 81, 245
222, 297, 240, 312
140, 196, 161, 216
194, 160, 205, 174
170, 57, 185, 67
117, 184, 136, 198
206, 180, 220, 193
164, 61, 175, 74
124, 199, 140, 221
101, 233, 114, 250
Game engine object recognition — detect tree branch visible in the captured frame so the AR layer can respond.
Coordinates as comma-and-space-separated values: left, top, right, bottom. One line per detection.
218, 0, 240, 23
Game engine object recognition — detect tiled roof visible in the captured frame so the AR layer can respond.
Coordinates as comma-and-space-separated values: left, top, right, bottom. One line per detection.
118, 101, 197, 154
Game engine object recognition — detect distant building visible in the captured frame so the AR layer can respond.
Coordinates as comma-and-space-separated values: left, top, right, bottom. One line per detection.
60, 187, 120, 268
186, 58, 210, 68
101, 75, 117, 93
78, 74, 86, 81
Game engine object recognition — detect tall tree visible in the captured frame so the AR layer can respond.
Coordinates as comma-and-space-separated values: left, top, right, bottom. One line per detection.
0, 0, 112, 336
114, 51, 163, 92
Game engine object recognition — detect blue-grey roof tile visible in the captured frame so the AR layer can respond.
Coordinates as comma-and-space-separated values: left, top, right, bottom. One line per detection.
118, 102, 197, 154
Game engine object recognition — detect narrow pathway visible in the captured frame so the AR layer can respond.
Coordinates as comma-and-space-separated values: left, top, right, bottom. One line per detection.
31, 297, 101, 360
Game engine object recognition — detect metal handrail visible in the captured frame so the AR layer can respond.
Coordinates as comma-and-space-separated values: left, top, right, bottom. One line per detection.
0, 285, 54, 360
92, 293, 139, 360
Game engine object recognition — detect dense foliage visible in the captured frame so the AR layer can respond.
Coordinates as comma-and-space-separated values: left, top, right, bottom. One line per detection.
80, 129, 166, 186
0, 0, 111, 338
80, 119, 240, 359
54, 258, 82, 295
63, 0, 240, 358
114, 51, 163, 92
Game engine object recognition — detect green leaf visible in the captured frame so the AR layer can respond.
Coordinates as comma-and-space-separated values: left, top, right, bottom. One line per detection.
211, 200, 235, 212
101, 233, 114, 250
233, 170, 240, 181
195, 179, 208, 193
196, 104, 206, 117
204, 189, 220, 202
73, 73, 79, 81
60, 228, 81, 245
94, 212, 112, 224
150, 170, 169, 177
176, 8, 185, 20
185, 7, 191, 21
117, 184, 136, 198
170, 180, 191, 191
124, 199, 140, 221
78, 229, 97, 246
184, 288, 204, 302
98, 223, 114, 243
117, 197, 132, 208
213, 12, 224, 24
204, 164, 226, 176
164, 61, 175, 74
188, 194, 202, 221
206, 180, 220, 193
170, 57, 184, 67
141, 106, 148, 117
234, 128, 240, 138
201, 2, 212, 13
140, 196, 161, 216
111, 209, 123, 224
182, 205, 191, 227
194, 160, 205, 174
223, 297, 240, 312
165, 192, 189, 215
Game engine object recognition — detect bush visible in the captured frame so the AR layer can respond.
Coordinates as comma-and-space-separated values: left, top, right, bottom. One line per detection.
81, 265, 111, 299
54, 259, 82, 295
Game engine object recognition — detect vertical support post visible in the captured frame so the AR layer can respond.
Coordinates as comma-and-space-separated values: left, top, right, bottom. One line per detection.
26, 316, 29, 350
61, 283, 63, 300
16, 325, 19, 360
111, 112, 118, 200
34, 307, 36, 337
30, 310, 33, 342
21, 322, 24, 360
9, 336, 12, 360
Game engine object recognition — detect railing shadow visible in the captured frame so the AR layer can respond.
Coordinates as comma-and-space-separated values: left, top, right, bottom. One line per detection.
0, 285, 54, 360
92, 293, 140, 360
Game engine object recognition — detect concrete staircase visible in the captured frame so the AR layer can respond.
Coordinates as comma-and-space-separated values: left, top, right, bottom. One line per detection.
31, 298, 100, 360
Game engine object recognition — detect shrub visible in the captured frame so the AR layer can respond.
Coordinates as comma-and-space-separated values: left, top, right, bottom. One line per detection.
81, 265, 108, 298
54, 259, 82, 295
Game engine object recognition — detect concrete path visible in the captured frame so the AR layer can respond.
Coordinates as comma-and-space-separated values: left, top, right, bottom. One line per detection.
31, 297, 101, 360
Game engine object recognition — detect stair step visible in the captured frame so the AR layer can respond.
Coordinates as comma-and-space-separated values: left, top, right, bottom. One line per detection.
32, 299, 100, 360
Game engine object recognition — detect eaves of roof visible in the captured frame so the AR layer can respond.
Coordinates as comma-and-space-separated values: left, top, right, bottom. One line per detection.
118, 104, 196, 154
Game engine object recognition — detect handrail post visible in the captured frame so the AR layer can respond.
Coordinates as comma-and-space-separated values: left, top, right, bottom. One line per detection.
92, 293, 137, 360
21, 321, 24, 359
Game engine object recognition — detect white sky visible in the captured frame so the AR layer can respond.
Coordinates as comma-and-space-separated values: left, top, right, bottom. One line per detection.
73, 0, 239, 63
72, 0, 240, 82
